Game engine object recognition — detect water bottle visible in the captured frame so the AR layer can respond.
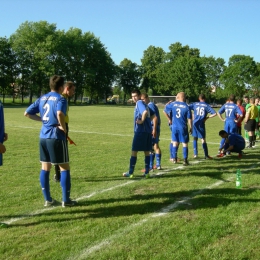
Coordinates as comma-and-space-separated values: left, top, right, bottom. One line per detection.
236, 169, 242, 189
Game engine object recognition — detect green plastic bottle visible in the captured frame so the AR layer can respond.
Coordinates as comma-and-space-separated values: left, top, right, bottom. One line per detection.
236, 169, 242, 189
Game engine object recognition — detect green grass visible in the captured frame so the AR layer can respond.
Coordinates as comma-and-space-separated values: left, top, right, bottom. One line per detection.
1, 105, 260, 260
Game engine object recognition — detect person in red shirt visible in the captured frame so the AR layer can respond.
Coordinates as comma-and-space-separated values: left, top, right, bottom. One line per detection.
236, 98, 245, 135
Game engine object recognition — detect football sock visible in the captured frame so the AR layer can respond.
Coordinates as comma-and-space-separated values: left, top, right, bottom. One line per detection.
169, 143, 173, 159
249, 136, 253, 147
155, 153, 161, 167
129, 156, 137, 174
144, 155, 150, 174
193, 140, 198, 156
40, 170, 51, 201
183, 147, 188, 159
149, 153, 155, 169
172, 146, 178, 160
60, 170, 71, 202
202, 143, 208, 157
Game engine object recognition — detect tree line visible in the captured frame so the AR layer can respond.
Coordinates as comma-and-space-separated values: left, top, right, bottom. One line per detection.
1, 21, 260, 104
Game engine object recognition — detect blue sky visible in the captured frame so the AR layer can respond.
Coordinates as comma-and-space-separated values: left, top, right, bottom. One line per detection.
1, 0, 259, 65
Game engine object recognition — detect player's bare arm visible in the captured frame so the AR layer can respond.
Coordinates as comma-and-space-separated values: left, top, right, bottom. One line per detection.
24, 112, 42, 122
136, 110, 148, 124
217, 112, 225, 122
57, 111, 67, 134
0, 143, 6, 153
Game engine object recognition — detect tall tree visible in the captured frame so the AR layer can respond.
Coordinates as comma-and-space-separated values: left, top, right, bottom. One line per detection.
10, 21, 57, 102
140, 45, 165, 93
0, 37, 18, 103
117, 58, 140, 103
220, 55, 258, 97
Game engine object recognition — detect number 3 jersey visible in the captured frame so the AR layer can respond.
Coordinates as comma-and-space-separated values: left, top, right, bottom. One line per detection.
25, 92, 67, 140
164, 101, 191, 129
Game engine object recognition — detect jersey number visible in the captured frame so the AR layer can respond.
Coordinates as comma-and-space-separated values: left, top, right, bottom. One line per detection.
196, 107, 205, 116
225, 109, 232, 117
42, 103, 50, 121
176, 108, 181, 118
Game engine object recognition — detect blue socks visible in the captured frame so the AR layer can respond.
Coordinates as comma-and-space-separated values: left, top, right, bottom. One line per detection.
183, 147, 188, 159
193, 140, 198, 156
129, 156, 137, 174
144, 156, 150, 174
155, 153, 161, 167
40, 170, 52, 201
202, 143, 208, 157
60, 170, 71, 202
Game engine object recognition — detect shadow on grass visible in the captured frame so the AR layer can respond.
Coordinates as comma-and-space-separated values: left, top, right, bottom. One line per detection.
4, 185, 260, 228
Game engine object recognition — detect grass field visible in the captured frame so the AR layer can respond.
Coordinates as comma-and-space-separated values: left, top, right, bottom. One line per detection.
1, 104, 260, 260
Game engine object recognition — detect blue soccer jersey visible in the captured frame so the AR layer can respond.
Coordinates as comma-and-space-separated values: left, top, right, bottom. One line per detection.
134, 100, 153, 133
26, 92, 67, 140
190, 102, 216, 125
164, 101, 191, 129
218, 103, 242, 121
148, 102, 161, 127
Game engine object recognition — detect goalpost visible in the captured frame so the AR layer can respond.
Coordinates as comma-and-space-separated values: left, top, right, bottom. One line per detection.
149, 96, 176, 105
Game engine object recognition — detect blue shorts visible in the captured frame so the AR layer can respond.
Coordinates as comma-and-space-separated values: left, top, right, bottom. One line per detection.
192, 123, 206, 139
171, 127, 189, 143
132, 132, 152, 151
225, 120, 237, 134
40, 138, 69, 164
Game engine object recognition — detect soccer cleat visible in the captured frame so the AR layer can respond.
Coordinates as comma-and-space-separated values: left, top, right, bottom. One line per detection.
142, 173, 150, 179
205, 155, 213, 160
183, 159, 189, 166
123, 172, 134, 178
156, 166, 162, 170
54, 173, 61, 182
193, 155, 197, 158
216, 153, 226, 158
44, 199, 56, 207
141, 168, 153, 173
62, 199, 77, 208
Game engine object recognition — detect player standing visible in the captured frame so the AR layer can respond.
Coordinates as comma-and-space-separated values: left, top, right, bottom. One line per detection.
123, 89, 154, 178
24, 75, 76, 207
141, 93, 162, 170
54, 81, 76, 182
189, 94, 216, 159
0, 100, 8, 165
164, 92, 192, 165
217, 94, 243, 154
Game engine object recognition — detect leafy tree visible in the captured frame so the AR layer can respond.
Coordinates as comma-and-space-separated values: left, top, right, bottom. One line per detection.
140, 45, 165, 93
117, 58, 140, 103
156, 43, 205, 98
220, 55, 258, 98
10, 21, 57, 102
0, 37, 18, 103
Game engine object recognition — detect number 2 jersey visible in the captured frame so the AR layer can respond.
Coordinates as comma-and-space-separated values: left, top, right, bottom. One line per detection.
25, 92, 67, 140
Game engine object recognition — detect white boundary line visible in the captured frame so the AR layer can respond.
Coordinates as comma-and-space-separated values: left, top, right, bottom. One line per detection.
1, 160, 208, 225
6, 125, 220, 144
70, 165, 258, 260
70, 177, 233, 260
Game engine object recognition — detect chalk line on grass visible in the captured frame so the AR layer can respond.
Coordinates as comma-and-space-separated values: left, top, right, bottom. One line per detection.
6, 125, 220, 144
70, 176, 234, 260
